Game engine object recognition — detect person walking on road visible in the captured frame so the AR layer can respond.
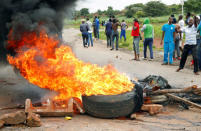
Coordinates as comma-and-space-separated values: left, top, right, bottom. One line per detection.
111, 19, 120, 51
176, 17, 199, 75
105, 19, 113, 48
86, 18, 93, 47
160, 17, 176, 65
131, 18, 140, 61
120, 20, 128, 42
80, 19, 89, 48
141, 18, 154, 60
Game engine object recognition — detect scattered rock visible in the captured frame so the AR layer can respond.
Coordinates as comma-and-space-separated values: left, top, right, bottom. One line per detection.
141, 104, 163, 115
0, 111, 26, 125
26, 112, 41, 127
130, 114, 137, 120
0, 120, 5, 128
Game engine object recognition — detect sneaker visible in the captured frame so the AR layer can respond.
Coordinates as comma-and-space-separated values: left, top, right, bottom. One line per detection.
177, 57, 181, 60
149, 58, 153, 61
143, 58, 147, 60
110, 48, 114, 51
173, 58, 177, 61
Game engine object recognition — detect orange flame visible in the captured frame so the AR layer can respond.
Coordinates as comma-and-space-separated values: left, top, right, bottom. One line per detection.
7, 30, 134, 100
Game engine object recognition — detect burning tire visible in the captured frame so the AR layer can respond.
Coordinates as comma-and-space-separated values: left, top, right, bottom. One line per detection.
82, 83, 143, 119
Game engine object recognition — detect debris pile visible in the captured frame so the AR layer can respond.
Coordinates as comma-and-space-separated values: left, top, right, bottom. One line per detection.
0, 111, 41, 128
138, 75, 201, 114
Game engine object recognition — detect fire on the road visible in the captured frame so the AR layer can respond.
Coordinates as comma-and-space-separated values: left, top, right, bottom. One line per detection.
7, 29, 134, 100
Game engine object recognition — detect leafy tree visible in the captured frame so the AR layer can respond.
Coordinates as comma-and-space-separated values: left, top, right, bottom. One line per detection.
72, 11, 81, 20
184, 0, 201, 13
106, 6, 115, 17
80, 8, 89, 17
143, 1, 168, 17
125, 3, 144, 18
136, 11, 145, 18
168, 4, 181, 15
97, 9, 103, 16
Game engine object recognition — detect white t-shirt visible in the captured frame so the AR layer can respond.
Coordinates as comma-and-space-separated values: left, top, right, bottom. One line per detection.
178, 20, 185, 39
182, 25, 198, 45
86, 21, 93, 33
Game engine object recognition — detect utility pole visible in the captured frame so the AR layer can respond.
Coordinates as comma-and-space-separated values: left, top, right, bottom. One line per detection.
181, 0, 184, 16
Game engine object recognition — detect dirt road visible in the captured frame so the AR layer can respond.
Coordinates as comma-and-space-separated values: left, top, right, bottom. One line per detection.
1, 28, 201, 131
63, 28, 201, 88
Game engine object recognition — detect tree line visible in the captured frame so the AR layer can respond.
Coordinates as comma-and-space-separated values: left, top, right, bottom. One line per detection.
72, 0, 201, 19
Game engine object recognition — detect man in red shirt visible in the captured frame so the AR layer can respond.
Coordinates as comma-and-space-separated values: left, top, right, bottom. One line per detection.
131, 18, 140, 61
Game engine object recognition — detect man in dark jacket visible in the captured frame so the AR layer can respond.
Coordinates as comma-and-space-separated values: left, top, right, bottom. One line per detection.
80, 19, 89, 48
105, 19, 113, 48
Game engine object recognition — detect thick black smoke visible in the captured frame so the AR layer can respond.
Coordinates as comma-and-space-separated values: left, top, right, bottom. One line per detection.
0, 0, 77, 63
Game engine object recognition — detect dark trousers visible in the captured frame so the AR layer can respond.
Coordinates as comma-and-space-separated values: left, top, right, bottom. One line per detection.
82, 33, 88, 47
112, 31, 119, 50
106, 33, 112, 47
173, 39, 180, 58
179, 45, 198, 73
144, 38, 154, 59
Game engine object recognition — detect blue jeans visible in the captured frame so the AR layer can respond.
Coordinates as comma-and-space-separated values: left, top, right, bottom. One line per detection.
144, 38, 153, 59
88, 33, 93, 47
197, 38, 201, 70
120, 30, 126, 41
112, 31, 119, 50
164, 42, 175, 64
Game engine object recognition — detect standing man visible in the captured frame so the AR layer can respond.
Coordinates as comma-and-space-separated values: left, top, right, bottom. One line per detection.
141, 18, 154, 60
80, 19, 89, 48
120, 20, 128, 42
95, 16, 100, 40
105, 19, 113, 48
93, 17, 97, 40
86, 18, 93, 47
131, 18, 140, 61
111, 19, 120, 51
160, 17, 176, 65
176, 18, 199, 75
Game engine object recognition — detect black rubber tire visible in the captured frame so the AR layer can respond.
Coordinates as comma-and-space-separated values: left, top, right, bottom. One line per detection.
82, 83, 143, 119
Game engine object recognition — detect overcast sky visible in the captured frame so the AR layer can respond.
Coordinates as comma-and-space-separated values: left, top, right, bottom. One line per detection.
76, 0, 182, 13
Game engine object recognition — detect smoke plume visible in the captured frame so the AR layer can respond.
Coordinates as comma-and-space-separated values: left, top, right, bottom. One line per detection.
0, 0, 78, 63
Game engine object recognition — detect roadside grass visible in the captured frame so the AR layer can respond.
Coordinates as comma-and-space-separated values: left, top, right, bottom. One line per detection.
67, 15, 173, 51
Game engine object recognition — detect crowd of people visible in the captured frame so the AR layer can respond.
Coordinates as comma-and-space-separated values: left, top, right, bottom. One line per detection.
80, 13, 201, 75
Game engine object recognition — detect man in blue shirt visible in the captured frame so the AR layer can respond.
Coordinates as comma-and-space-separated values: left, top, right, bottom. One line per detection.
160, 17, 176, 65
95, 16, 100, 40
105, 19, 113, 48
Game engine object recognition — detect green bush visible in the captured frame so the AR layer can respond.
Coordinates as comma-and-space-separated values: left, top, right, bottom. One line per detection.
136, 11, 146, 18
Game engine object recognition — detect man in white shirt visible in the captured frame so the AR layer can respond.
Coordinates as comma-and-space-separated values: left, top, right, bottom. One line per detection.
86, 18, 93, 47
176, 18, 199, 75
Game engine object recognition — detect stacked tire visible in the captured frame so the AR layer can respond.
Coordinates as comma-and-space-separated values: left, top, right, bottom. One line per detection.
82, 83, 143, 119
